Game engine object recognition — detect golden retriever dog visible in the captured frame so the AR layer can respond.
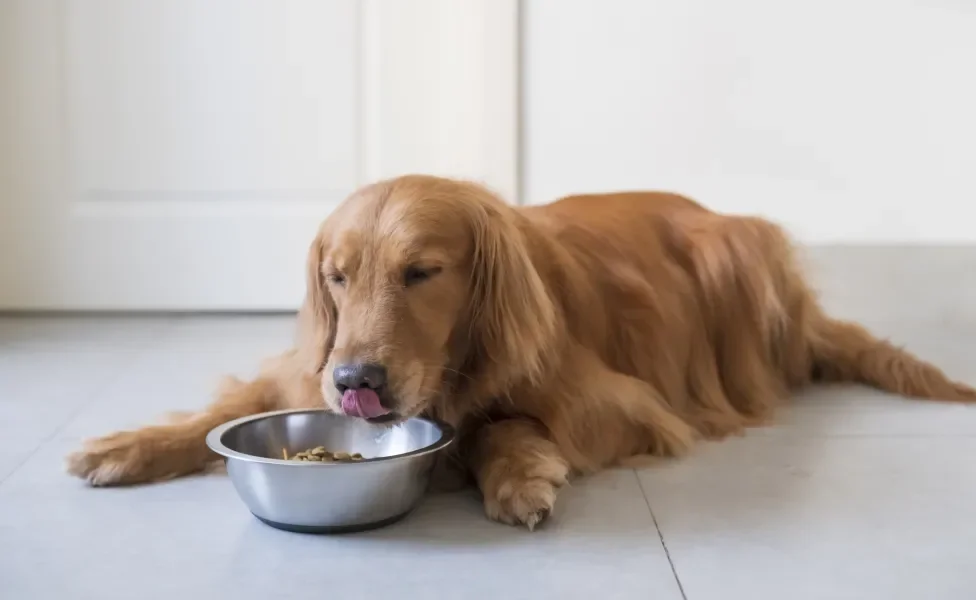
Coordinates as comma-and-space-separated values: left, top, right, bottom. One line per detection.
67, 175, 976, 529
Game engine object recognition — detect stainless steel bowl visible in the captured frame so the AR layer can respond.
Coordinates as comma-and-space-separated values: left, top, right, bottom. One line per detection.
206, 409, 455, 533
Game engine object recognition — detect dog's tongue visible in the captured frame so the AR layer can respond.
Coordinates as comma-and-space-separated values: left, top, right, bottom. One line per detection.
341, 388, 390, 419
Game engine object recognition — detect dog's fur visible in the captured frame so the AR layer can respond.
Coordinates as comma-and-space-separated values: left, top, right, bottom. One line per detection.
67, 175, 976, 529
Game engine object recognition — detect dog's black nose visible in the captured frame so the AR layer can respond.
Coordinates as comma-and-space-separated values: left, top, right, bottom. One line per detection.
333, 363, 387, 392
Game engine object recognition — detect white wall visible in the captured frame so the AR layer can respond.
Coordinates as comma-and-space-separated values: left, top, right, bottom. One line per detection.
523, 0, 976, 243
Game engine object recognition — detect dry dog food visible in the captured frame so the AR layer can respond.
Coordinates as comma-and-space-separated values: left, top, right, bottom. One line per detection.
282, 446, 365, 462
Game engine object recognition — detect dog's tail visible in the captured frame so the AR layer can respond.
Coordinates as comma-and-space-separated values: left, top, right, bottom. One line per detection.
669, 208, 974, 404
809, 317, 976, 402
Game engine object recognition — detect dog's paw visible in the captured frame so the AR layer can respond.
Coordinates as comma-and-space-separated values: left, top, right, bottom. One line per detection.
483, 476, 560, 531
66, 430, 159, 486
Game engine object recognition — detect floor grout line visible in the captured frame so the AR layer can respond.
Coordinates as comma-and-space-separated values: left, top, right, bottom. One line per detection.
0, 318, 181, 488
634, 469, 688, 600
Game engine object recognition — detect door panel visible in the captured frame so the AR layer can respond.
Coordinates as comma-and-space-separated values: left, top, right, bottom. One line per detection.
0, 0, 519, 310
64, 1, 359, 194
2, 0, 358, 310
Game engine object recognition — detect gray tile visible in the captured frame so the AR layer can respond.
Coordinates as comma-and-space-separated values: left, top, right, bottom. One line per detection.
639, 435, 976, 600
760, 320, 976, 437
0, 315, 173, 350
167, 313, 299, 344
762, 386, 976, 437
60, 315, 298, 438
3, 252, 975, 600
846, 320, 976, 383
0, 318, 169, 481
4, 316, 684, 598
0, 438, 681, 600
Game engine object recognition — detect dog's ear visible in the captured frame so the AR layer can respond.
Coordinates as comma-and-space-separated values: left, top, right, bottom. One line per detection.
295, 227, 336, 375
464, 198, 558, 394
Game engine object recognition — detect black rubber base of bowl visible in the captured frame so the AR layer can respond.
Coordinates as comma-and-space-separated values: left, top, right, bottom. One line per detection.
254, 511, 409, 534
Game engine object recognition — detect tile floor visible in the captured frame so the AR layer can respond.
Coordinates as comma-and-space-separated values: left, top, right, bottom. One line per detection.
2, 254, 975, 599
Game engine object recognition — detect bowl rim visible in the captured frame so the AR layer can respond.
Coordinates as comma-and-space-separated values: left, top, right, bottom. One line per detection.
205, 408, 456, 466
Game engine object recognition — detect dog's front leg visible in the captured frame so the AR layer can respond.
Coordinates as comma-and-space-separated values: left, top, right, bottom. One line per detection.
467, 418, 570, 531
66, 371, 316, 486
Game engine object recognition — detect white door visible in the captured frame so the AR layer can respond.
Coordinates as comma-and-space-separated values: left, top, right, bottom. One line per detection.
0, 0, 518, 310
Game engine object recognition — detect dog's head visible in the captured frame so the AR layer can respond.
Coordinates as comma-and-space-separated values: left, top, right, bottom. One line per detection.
296, 175, 557, 423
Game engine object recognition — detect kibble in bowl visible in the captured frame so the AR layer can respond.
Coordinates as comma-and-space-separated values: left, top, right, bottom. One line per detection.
283, 446, 364, 462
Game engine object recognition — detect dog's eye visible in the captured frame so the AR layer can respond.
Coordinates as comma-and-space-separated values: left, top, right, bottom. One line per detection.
326, 272, 346, 286
404, 265, 442, 287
